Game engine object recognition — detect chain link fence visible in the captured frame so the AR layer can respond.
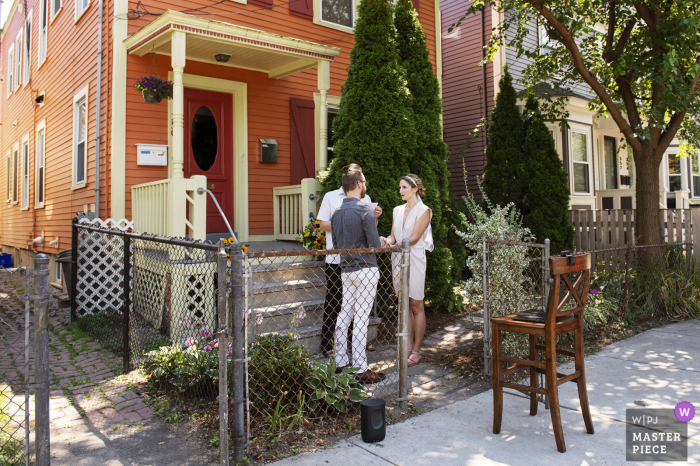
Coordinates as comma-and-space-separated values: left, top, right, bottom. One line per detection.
243, 244, 408, 445
71, 220, 410, 464
0, 256, 50, 466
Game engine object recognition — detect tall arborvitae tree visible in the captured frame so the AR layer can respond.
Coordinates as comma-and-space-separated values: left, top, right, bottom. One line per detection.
395, 0, 466, 308
481, 68, 527, 214
521, 95, 573, 252
320, 0, 415, 236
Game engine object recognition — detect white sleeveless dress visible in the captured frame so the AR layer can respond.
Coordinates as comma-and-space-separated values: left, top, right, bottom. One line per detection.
391, 202, 432, 301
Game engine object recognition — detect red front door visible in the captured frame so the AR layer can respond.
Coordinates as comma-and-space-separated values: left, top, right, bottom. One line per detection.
184, 88, 234, 234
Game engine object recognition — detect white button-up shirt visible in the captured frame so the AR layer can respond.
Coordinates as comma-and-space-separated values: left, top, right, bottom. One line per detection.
317, 187, 373, 264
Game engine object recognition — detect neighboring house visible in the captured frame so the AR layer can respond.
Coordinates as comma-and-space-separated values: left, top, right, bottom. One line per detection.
0, 0, 442, 285
440, 2, 697, 211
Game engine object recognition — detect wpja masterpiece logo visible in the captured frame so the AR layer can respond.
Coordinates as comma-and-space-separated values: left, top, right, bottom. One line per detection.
626, 404, 693, 462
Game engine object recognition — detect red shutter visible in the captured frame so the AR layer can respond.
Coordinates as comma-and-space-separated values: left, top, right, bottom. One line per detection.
290, 0, 313, 19
248, 0, 272, 7
412, 0, 419, 15
290, 97, 316, 185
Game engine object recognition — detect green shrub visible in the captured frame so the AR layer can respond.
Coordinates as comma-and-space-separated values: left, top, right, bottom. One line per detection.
0, 385, 24, 466
74, 308, 124, 354
306, 359, 367, 413
143, 342, 220, 395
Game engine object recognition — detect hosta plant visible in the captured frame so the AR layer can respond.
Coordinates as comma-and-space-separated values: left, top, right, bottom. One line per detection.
305, 359, 368, 413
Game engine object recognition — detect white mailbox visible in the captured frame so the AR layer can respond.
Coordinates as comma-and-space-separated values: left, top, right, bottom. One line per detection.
137, 144, 168, 166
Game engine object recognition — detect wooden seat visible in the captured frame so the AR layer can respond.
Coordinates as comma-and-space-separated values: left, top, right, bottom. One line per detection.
491, 253, 594, 453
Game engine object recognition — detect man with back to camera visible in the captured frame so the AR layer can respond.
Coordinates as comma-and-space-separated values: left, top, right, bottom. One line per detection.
330, 169, 386, 384
317, 164, 381, 358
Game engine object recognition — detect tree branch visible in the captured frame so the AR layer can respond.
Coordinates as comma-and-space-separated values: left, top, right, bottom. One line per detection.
658, 110, 687, 154
634, 3, 656, 31
603, 2, 616, 62
525, 0, 642, 152
615, 75, 642, 130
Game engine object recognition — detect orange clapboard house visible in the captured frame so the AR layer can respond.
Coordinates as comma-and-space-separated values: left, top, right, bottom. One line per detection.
0, 0, 442, 284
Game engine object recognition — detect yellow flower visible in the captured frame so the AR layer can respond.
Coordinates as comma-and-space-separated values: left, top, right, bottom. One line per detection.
314, 220, 321, 227
242, 245, 248, 253
304, 231, 310, 238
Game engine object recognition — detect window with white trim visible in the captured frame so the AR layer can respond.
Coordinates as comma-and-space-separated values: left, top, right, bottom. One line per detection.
569, 125, 593, 195
40, 0, 48, 65
322, 0, 354, 28
75, 0, 89, 19
668, 152, 681, 192
5, 152, 10, 201
326, 106, 339, 164
36, 124, 46, 206
15, 33, 23, 89
52, 0, 61, 18
692, 151, 700, 198
73, 88, 88, 186
21, 140, 29, 209
603, 137, 617, 190
55, 256, 62, 283
24, 13, 32, 83
7, 45, 14, 96
12, 147, 19, 203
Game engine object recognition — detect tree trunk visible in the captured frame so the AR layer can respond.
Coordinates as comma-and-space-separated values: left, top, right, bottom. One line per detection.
633, 144, 663, 246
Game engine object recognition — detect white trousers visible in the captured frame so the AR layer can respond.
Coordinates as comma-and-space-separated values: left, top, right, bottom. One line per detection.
334, 267, 379, 372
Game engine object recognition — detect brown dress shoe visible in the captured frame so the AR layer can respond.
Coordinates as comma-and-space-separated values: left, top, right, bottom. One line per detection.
335, 364, 350, 374
356, 370, 386, 384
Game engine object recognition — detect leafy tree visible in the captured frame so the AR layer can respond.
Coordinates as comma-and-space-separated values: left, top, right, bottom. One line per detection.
395, 0, 466, 309
320, 0, 415, 237
452, 1, 700, 246
481, 68, 527, 215
521, 95, 574, 253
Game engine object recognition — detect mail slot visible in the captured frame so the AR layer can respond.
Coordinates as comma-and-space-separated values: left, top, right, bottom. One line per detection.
259, 138, 278, 163
207, 183, 215, 189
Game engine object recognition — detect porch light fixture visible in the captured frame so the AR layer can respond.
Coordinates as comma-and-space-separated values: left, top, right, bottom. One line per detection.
215, 54, 231, 63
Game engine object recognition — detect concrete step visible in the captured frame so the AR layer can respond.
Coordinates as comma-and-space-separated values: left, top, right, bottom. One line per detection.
257, 316, 382, 355
252, 276, 325, 308
249, 260, 325, 283
253, 298, 324, 333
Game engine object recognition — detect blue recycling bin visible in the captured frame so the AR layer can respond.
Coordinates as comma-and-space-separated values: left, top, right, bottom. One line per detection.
0, 253, 12, 268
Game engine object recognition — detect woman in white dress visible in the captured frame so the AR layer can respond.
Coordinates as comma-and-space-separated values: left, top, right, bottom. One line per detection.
380, 174, 433, 366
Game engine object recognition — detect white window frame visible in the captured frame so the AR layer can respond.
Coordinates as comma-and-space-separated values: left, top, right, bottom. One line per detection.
568, 123, 594, 196
36, 120, 46, 208
15, 31, 23, 90
75, 0, 90, 22
691, 150, 700, 199
314, 0, 359, 33
7, 45, 14, 96
39, 0, 49, 67
544, 122, 563, 160
313, 92, 341, 172
51, 0, 62, 22
21, 136, 30, 210
72, 85, 89, 188
667, 151, 682, 193
11, 143, 20, 204
5, 151, 11, 202
24, 12, 33, 84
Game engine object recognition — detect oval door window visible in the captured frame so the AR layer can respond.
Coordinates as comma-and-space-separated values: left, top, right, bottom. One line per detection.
191, 106, 218, 171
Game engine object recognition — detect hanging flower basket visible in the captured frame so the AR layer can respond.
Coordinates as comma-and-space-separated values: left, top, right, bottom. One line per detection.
134, 75, 173, 104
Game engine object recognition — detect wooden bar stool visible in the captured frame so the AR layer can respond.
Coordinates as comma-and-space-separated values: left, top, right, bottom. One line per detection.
491, 253, 595, 453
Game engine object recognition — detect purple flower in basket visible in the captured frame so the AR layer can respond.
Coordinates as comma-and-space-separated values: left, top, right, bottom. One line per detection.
134, 75, 174, 100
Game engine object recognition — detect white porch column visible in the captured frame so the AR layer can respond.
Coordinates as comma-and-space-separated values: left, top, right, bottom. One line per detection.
171, 31, 186, 179
317, 60, 331, 171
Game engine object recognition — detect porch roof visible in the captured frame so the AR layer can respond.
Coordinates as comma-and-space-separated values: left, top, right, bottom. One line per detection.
124, 10, 342, 79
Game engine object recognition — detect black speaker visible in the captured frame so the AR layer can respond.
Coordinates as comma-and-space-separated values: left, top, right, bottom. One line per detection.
361, 399, 386, 443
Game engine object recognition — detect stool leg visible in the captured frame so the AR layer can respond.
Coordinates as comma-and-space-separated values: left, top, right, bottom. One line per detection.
529, 334, 538, 416
546, 334, 566, 453
575, 325, 594, 434
492, 323, 503, 434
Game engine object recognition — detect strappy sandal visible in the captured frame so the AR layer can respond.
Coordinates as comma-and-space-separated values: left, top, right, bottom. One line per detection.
407, 351, 422, 367
394, 350, 413, 364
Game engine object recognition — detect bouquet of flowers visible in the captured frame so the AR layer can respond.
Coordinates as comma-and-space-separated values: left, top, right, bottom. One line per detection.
225, 237, 248, 260
297, 213, 326, 251
134, 75, 174, 102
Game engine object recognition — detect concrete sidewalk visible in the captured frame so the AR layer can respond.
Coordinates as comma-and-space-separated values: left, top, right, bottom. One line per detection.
273, 319, 700, 465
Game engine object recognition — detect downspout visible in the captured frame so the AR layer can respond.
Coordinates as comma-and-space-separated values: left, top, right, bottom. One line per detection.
94, 0, 104, 218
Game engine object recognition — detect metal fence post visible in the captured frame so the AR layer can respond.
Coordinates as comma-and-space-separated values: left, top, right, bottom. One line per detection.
71, 217, 79, 322
398, 240, 410, 412
230, 243, 245, 463
122, 236, 132, 374
217, 240, 229, 466
33, 254, 51, 465
482, 238, 491, 376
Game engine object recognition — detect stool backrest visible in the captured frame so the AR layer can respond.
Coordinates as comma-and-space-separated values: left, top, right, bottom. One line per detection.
546, 253, 592, 327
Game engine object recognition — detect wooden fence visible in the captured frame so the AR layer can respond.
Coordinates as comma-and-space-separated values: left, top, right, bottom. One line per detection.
569, 209, 695, 272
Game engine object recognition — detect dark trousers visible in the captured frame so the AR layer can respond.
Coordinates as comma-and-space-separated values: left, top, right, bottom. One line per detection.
321, 263, 352, 352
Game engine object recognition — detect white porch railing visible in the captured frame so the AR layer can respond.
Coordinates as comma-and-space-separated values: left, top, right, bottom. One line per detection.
131, 175, 207, 240
273, 178, 322, 241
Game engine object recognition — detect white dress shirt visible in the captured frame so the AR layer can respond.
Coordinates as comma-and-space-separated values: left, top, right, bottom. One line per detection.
317, 187, 372, 264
